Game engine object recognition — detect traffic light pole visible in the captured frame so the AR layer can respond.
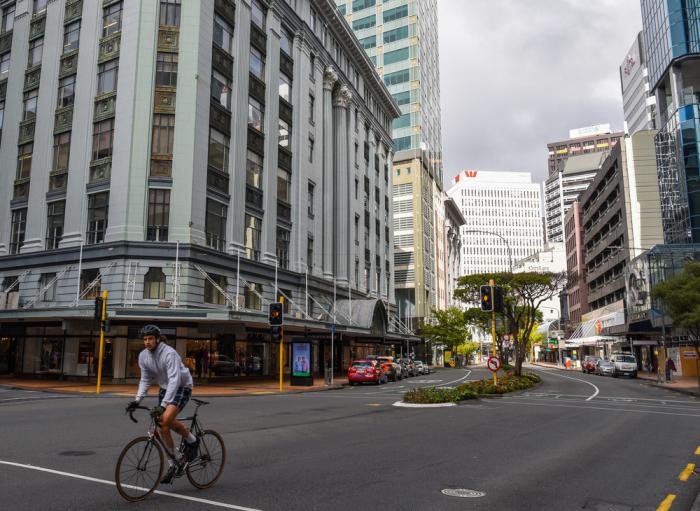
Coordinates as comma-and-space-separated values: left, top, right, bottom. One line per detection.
279, 296, 284, 393
96, 289, 107, 395
490, 279, 497, 385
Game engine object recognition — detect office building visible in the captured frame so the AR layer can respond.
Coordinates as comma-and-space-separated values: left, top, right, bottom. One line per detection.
0, 0, 405, 380
336, 0, 443, 329
564, 202, 587, 326
513, 242, 566, 323
447, 170, 543, 276
547, 125, 623, 178
620, 31, 656, 136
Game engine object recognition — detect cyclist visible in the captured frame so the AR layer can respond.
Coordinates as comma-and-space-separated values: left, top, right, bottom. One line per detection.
126, 324, 199, 484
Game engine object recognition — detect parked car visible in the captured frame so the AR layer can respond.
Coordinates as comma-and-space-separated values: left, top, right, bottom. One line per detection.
348, 360, 387, 385
595, 359, 615, 376
582, 356, 602, 374
398, 358, 417, 377
610, 353, 638, 378
376, 356, 402, 381
211, 355, 242, 376
414, 361, 428, 375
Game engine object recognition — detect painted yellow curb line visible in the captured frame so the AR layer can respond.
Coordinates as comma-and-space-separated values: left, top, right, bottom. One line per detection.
657, 494, 676, 511
695, 446, 700, 455
679, 463, 695, 481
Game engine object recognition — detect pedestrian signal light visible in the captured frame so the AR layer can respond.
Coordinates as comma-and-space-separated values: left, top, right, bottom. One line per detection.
269, 302, 284, 325
494, 286, 504, 313
480, 285, 493, 312
94, 297, 104, 321
271, 325, 282, 342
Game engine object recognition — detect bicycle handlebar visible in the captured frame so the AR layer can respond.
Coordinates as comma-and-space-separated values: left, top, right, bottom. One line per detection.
127, 405, 150, 423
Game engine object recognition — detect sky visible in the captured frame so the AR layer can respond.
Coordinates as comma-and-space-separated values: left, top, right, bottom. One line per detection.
437, 0, 643, 187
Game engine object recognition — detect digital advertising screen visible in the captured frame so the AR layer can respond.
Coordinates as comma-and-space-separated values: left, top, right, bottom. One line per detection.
292, 342, 312, 377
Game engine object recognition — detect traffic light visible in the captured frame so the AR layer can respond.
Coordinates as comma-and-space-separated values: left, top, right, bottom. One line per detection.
269, 302, 284, 325
94, 297, 104, 321
480, 285, 493, 312
271, 325, 282, 342
494, 286, 504, 313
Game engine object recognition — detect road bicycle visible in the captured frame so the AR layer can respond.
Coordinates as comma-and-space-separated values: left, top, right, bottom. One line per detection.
115, 398, 226, 501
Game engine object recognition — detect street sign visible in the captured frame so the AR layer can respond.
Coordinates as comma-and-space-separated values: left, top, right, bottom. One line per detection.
487, 356, 501, 372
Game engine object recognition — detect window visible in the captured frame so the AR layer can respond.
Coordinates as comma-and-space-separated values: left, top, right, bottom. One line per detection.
277, 168, 291, 203
16, 143, 32, 180
355, 177, 359, 199
9, 208, 26, 254
384, 69, 410, 86
23, 89, 38, 120
205, 199, 227, 251
310, 7, 317, 33
246, 150, 263, 189
213, 14, 233, 54
394, 135, 412, 151
39, 273, 56, 301
307, 236, 314, 270
159, 0, 181, 27
97, 59, 119, 94
353, 0, 376, 11
155, 52, 178, 87
80, 269, 101, 299
307, 181, 315, 217
244, 214, 261, 260
0, 100, 4, 131
251, 0, 265, 30
383, 4, 408, 22
46, 201, 65, 249
204, 273, 227, 305
52, 132, 71, 172
393, 113, 410, 129
280, 27, 292, 56
146, 188, 170, 241
383, 47, 409, 65
244, 282, 262, 310
57, 75, 76, 107
1, 3, 15, 33
63, 20, 80, 53
355, 214, 359, 244
383, 26, 409, 44
211, 70, 231, 109
276, 228, 290, 269
0, 52, 9, 76
144, 267, 166, 299
86, 192, 109, 244
33, 0, 47, 15
103, 2, 123, 37
151, 113, 175, 157
279, 73, 291, 102
249, 47, 264, 79
309, 53, 315, 79
393, 90, 410, 106
352, 15, 375, 31
359, 35, 376, 49
92, 119, 115, 160
248, 96, 264, 132
337, 3, 346, 15
27, 37, 43, 67
308, 93, 314, 122
207, 128, 229, 172
278, 119, 290, 148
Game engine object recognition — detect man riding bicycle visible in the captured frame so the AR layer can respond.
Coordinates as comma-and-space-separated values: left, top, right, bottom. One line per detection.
126, 324, 199, 484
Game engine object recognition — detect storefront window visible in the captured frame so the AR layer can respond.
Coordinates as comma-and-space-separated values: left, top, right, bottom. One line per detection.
185, 338, 237, 378
126, 337, 175, 378
36, 338, 63, 374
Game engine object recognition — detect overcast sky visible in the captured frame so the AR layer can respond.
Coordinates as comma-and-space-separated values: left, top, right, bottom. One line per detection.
437, 0, 643, 187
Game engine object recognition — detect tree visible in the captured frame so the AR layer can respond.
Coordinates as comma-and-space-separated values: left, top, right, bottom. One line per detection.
651, 262, 700, 389
455, 272, 568, 376
420, 307, 469, 355
463, 307, 508, 359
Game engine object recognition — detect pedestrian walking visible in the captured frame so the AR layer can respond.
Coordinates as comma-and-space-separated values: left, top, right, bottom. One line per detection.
665, 356, 677, 382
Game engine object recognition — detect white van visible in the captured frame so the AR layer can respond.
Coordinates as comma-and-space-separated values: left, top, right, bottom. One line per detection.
609, 353, 638, 378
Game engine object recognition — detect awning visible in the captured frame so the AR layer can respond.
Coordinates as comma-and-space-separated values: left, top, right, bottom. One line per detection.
536, 320, 558, 336
565, 336, 619, 348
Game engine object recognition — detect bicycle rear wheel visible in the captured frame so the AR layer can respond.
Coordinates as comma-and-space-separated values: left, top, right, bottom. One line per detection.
115, 436, 164, 501
186, 430, 226, 489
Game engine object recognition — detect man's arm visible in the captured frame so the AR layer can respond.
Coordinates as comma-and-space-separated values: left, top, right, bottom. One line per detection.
160, 351, 182, 406
135, 356, 152, 402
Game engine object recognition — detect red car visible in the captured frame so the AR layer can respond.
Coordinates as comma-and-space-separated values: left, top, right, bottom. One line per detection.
582, 356, 602, 374
348, 359, 387, 385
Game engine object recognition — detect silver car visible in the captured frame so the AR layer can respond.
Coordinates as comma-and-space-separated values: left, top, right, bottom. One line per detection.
595, 359, 615, 376
414, 361, 425, 375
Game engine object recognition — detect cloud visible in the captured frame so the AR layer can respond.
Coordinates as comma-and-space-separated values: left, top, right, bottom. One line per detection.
438, 0, 642, 185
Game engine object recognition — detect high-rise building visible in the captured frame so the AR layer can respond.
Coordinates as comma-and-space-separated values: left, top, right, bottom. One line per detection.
620, 31, 656, 136
438, 195, 465, 310
641, 0, 700, 243
0, 0, 404, 380
564, 202, 587, 326
547, 125, 623, 178
336, 0, 443, 329
447, 170, 543, 276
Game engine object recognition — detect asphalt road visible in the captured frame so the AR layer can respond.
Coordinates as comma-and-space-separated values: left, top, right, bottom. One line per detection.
2, 366, 700, 511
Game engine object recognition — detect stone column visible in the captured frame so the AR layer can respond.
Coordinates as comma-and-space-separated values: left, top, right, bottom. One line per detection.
321, 67, 337, 279
333, 85, 352, 286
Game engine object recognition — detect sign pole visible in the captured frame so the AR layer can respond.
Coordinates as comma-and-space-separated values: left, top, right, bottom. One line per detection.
96, 290, 107, 395
489, 279, 497, 385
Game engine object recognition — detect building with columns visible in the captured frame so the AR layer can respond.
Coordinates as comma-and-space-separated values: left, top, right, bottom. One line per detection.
0, 0, 406, 381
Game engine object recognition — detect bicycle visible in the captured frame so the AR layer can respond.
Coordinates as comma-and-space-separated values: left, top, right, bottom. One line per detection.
115, 398, 226, 502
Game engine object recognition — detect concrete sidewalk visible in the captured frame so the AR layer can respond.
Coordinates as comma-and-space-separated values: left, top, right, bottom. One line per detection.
0, 376, 345, 397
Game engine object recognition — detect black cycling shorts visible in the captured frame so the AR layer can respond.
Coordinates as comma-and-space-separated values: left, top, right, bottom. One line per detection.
159, 386, 192, 411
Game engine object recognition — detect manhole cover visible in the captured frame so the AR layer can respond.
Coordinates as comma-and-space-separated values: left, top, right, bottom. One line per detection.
441, 488, 485, 498
58, 451, 95, 457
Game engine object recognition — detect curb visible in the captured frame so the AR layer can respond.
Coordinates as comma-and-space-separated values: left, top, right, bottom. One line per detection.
392, 401, 456, 408
639, 380, 700, 398
692, 491, 700, 511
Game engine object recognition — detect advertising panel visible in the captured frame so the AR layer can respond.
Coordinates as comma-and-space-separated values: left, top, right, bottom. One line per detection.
291, 341, 313, 386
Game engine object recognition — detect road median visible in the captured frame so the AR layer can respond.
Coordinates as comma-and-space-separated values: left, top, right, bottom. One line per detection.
401, 373, 541, 405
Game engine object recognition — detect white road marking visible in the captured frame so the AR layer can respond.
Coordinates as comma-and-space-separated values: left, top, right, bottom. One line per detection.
393, 401, 456, 408
438, 369, 472, 387
0, 396, 66, 402
0, 460, 263, 511
493, 399, 700, 418
533, 369, 599, 401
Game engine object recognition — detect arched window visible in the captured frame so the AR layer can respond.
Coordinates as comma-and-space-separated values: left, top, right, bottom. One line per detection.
144, 267, 166, 299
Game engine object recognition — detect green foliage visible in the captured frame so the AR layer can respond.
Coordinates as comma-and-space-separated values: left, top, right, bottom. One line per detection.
455, 341, 480, 357
651, 262, 700, 341
420, 307, 470, 352
401, 374, 540, 404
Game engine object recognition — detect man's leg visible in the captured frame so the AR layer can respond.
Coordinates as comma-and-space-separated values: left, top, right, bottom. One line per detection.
159, 404, 189, 454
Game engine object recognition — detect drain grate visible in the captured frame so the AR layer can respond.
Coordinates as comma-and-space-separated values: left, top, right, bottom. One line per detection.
58, 451, 95, 457
441, 488, 485, 498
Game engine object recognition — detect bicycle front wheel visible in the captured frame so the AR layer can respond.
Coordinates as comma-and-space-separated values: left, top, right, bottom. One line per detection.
115, 436, 164, 501
186, 430, 226, 489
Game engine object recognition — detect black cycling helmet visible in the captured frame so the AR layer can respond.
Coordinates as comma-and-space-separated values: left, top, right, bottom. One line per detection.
139, 324, 161, 338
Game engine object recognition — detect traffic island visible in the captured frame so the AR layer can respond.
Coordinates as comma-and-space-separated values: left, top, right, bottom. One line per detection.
399, 373, 541, 405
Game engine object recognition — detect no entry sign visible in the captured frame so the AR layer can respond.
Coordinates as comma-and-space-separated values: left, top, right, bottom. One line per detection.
487, 356, 501, 372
